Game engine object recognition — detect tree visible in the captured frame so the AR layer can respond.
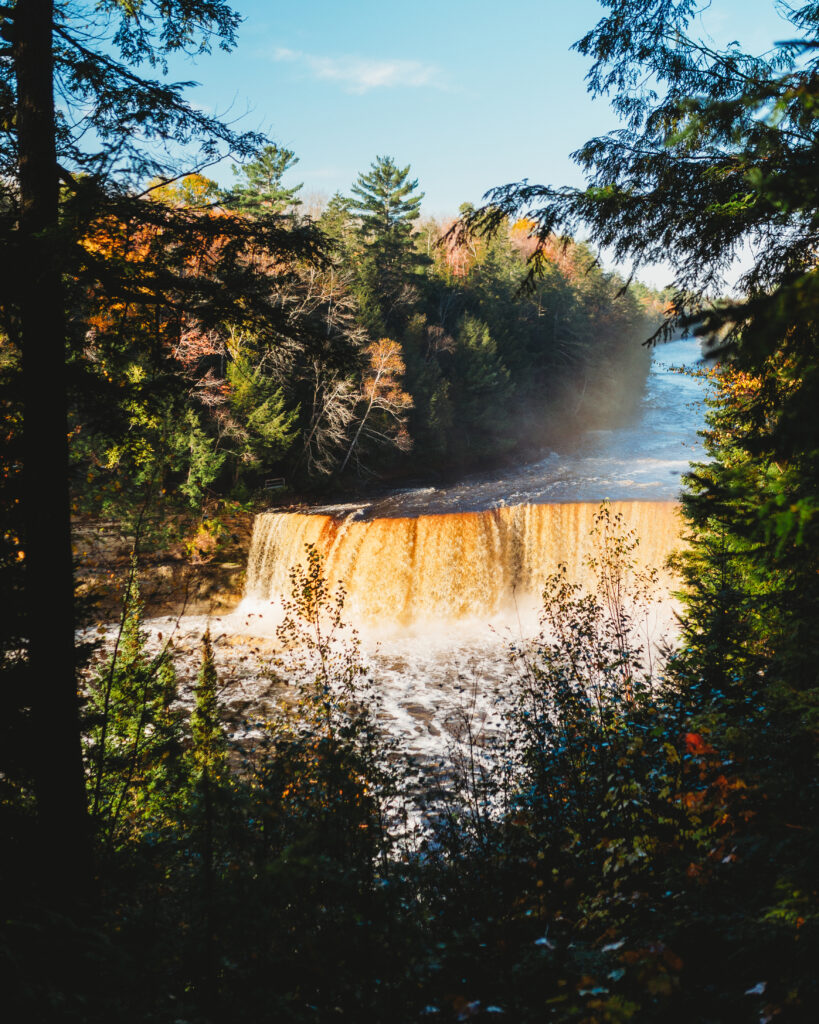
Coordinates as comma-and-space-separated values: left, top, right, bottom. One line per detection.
7, 0, 93, 887
150, 172, 223, 209
168, 407, 227, 504
351, 155, 423, 241
320, 191, 357, 247
339, 338, 413, 474
228, 144, 303, 216
190, 630, 227, 779
465, 0, 819, 693
86, 573, 184, 848
349, 155, 425, 331
226, 341, 299, 481
189, 628, 226, 1002
0, 0, 322, 887
453, 315, 511, 414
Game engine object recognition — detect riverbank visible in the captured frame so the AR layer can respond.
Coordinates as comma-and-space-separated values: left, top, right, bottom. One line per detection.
73, 513, 254, 622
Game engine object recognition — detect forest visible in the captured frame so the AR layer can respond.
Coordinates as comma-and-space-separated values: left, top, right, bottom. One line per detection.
1, 1, 818, 1022
63, 154, 664, 523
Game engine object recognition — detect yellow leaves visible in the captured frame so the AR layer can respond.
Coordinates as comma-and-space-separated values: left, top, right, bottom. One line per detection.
724, 368, 764, 397
367, 337, 406, 376
511, 217, 538, 237
148, 173, 221, 209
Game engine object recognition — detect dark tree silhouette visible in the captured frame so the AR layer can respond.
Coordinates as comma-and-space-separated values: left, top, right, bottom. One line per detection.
0, 0, 324, 886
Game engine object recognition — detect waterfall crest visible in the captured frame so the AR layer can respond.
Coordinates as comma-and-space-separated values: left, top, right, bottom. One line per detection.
242, 501, 682, 630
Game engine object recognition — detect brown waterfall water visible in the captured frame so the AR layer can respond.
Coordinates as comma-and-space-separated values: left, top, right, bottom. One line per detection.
147, 337, 706, 765
243, 500, 682, 632
240, 336, 706, 637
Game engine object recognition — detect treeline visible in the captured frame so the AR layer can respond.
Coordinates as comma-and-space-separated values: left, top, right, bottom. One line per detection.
62, 151, 666, 519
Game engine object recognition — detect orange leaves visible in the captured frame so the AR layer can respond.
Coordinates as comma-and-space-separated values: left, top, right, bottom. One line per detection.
175, 326, 225, 370
439, 216, 477, 278
78, 204, 241, 387
362, 338, 413, 413
366, 337, 406, 377
532, 234, 579, 278
508, 217, 541, 261
684, 731, 715, 756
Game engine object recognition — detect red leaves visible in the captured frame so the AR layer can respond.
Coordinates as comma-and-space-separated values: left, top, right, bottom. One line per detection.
684, 732, 715, 756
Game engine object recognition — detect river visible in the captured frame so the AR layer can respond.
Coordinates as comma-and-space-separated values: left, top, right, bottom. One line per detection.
129, 336, 709, 764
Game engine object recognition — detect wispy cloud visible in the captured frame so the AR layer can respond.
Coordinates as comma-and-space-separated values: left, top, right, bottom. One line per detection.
273, 47, 443, 93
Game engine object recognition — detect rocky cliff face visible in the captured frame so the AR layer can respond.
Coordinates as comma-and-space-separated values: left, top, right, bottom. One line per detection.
73, 513, 254, 622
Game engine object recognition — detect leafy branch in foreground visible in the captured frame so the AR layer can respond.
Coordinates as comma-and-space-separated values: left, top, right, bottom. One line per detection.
459, 2, 819, 333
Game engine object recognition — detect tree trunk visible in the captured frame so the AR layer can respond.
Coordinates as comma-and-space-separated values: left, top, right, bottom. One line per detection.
14, 0, 89, 886
338, 392, 375, 475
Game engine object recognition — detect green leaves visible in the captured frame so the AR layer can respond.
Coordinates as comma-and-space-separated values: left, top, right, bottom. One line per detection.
190, 628, 227, 777
227, 144, 303, 217
85, 572, 186, 846
350, 155, 424, 241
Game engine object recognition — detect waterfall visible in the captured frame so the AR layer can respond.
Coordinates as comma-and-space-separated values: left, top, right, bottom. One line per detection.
241, 501, 682, 631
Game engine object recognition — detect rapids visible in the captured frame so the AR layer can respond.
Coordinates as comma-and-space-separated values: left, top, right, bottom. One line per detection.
238, 337, 707, 637
132, 337, 708, 766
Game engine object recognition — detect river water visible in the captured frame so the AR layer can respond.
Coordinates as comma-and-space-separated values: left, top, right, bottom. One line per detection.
356, 335, 707, 516
132, 337, 709, 764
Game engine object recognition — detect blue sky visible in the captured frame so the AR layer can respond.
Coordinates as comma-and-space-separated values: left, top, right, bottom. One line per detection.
169, 1, 795, 283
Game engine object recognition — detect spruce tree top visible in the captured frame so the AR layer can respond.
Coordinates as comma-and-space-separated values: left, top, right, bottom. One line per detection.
229, 144, 303, 215
349, 156, 424, 242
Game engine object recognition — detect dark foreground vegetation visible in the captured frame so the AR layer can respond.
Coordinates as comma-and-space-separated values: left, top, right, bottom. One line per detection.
1, 0, 818, 1021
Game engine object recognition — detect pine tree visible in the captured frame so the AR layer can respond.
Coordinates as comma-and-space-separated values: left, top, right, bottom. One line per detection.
0, 0, 323, 885
229, 144, 303, 215
168, 408, 227, 505
189, 628, 226, 1005
87, 571, 184, 844
453, 314, 513, 454
320, 191, 357, 247
350, 155, 423, 242
190, 629, 226, 779
349, 155, 425, 330
226, 347, 299, 479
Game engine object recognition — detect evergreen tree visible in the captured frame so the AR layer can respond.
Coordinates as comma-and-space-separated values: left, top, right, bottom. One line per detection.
319, 191, 357, 247
168, 408, 227, 505
228, 144, 303, 215
350, 155, 423, 241
452, 314, 513, 455
0, 0, 324, 881
349, 155, 426, 330
190, 629, 227, 779
226, 346, 299, 480
86, 572, 184, 846
189, 628, 226, 1004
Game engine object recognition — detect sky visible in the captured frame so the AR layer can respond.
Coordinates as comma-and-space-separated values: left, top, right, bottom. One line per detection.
166, 0, 796, 286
